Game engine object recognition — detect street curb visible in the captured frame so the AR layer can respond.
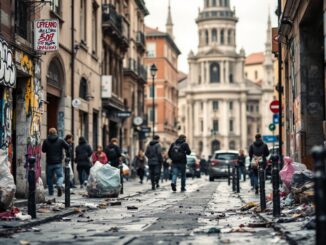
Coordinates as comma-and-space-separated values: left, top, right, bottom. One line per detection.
0, 208, 83, 237
237, 194, 298, 245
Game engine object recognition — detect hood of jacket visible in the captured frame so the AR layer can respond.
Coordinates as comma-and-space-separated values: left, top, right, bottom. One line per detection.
150, 140, 159, 146
47, 134, 58, 143
175, 139, 185, 145
79, 137, 87, 144
253, 139, 264, 147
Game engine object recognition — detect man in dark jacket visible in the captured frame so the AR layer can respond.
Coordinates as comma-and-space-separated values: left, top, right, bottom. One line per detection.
42, 128, 70, 196
75, 136, 93, 188
105, 138, 122, 168
145, 135, 163, 190
249, 134, 270, 194
168, 135, 191, 192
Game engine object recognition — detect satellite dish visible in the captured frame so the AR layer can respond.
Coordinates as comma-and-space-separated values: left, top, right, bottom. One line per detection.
72, 98, 81, 108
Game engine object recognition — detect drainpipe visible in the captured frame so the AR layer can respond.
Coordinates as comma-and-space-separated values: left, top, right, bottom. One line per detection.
71, 0, 75, 155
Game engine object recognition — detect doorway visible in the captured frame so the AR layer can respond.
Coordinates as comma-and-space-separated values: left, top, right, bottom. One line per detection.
47, 93, 60, 132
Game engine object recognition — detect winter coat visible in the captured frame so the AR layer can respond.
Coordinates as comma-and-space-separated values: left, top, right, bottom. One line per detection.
168, 139, 191, 165
42, 134, 70, 165
75, 138, 93, 167
92, 151, 108, 165
238, 155, 246, 167
145, 140, 163, 166
249, 139, 269, 175
133, 155, 147, 169
104, 143, 121, 167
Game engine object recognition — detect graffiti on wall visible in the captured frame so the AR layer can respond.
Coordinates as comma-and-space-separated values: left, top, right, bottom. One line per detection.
0, 87, 13, 150
18, 52, 43, 180
0, 39, 16, 88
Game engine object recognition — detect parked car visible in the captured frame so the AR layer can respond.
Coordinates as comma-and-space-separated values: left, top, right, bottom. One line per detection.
186, 153, 201, 178
209, 150, 239, 181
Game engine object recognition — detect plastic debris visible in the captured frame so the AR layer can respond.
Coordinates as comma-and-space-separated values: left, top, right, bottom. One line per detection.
240, 202, 258, 211
84, 203, 97, 209
127, 206, 138, 210
0, 207, 20, 220
0, 150, 16, 211
15, 212, 32, 221
207, 227, 221, 234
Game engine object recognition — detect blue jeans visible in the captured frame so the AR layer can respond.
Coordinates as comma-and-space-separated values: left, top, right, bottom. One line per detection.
172, 164, 186, 189
252, 174, 258, 190
46, 163, 64, 195
161, 167, 170, 181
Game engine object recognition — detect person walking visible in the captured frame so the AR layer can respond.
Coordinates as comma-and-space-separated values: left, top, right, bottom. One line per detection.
248, 134, 270, 194
75, 136, 93, 188
199, 156, 207, 176
161, 152, 170, 182
104, 138, 122, 168
42, 128, 70, 196
91, 145, 108, 165
145, 135, 163, 190
64, 134, 75, 188
132, 150, 147, 184
237, 149, 246, 181
168, 134, 191, 192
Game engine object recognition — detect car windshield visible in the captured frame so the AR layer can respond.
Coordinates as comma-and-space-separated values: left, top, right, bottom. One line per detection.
215, 153, 238, 160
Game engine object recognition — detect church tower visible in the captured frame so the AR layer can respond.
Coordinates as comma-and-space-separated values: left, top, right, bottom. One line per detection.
166, 0, 174, 39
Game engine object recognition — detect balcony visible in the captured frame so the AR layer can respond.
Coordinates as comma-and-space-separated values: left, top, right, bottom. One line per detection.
136, 31, 146, 51
125, 59, 147, 83
102, 4, 129, 51
196, 10, 238, 23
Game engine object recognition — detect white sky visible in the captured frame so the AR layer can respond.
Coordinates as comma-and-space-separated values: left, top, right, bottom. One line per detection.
145, 0, 278, 73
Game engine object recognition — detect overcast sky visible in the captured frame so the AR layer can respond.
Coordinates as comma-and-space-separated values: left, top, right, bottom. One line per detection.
145, 0, 278, 73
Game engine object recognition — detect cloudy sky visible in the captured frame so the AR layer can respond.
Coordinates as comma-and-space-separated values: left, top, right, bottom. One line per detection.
145, 0, 278, 73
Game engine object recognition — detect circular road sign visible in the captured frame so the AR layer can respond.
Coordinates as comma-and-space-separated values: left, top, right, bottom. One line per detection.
270, 100, 280, 113
269, 123, 276, 131
133, 116, 143, 126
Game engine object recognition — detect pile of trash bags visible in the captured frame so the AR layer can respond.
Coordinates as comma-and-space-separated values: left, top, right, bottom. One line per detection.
0, 151, 16, 211
279, 156, 313, 205
87, 162, 121, 198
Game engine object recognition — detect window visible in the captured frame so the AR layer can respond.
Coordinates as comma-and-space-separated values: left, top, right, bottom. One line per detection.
212, 0, 217, 6
212, 29, 217, 42
16, 0, 28, 39
148, 108, 155, 122
220, 29, 225, 44
200, 102, 204, 110
146, 43, 156, 57
205, 0, 209, 7
256, 105, 259, 112
254, 70, 258, 80
92, 4, 98, 54
210, 63, 220, 83
229, 119, 234, 132
219, 0, 223, 6
47, 58, 63, 89
212, 101, 219, 110
51, 0, 61, 15
229, 141, 235, 150
229, 101, 233, 110
205, 30, 209, 45
227, 30, 232, 44
79, 111, 88, 140
213, 119, 219, 132
80, 0, 87, 42
149, 85, 154, 97
79, 77, 88, 100
200, 120, 204, 132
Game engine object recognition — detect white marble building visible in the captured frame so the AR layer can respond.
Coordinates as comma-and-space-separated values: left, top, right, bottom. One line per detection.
178, 0, 274, 157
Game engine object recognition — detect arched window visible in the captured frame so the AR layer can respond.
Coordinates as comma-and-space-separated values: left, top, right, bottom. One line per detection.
211, 140, 220, 154
205, 30, 209, 45
210, 62, 220, 83
212, 29, 217, 42
220, 29, 225, 44
227, 30, 232, 44
212, 0, 217, 6
79, 77, 88, 100
199, 141, 203, 154
47, 58, 63, 89
229, 141, 236, 150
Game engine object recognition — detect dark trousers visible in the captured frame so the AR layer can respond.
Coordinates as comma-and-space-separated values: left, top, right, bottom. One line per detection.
137, 168, 145, 182
172, 164, 186, 189
77, 165, 91, 185
149, 165, 161, 187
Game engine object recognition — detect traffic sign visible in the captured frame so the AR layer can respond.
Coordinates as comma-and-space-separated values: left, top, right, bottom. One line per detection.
117, 111, 131, 118
269, 123, 276, 131
270, 100, 280, 113
273, 114, 279, 124
140, 127, 151, 133
262, 135, 278, 143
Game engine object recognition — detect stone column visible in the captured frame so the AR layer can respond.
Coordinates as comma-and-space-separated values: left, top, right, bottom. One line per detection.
206, 61, 209, 84
203, 99, 209, 157
201, 62, 204, 84
222, 100, 228, 148
240, 96, 247, 149
225, 60, 229, 83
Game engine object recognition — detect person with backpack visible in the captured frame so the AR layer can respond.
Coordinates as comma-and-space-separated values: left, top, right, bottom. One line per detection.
248, 134, 270, 194
168, 134, 191, 192
237, 149, 246, 181
105, 138, 122, 168
132, 150, 147, 184
75, 136, 93, 188
145, 135, 163, 190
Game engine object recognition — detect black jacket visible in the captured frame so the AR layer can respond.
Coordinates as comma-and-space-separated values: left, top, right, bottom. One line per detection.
168, 139, 191, 165
75, 137, 93, 167
145, 140, 163, 166
104, 143, 121, 167
42, 134, 70, 165
238, 155, 246, 167
249, 139, 270, 162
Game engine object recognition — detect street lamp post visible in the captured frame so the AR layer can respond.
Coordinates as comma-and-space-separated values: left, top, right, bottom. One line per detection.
150, 64, 158, 139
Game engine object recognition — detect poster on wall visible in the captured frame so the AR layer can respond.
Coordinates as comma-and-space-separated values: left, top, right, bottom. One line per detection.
34, 19, 59, 52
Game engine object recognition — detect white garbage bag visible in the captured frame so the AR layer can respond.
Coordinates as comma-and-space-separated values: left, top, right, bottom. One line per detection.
0, 150, 16, 211
35, 177, 45, 203
87, 162, 121, 198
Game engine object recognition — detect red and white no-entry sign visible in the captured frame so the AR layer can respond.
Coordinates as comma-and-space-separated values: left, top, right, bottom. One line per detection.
270, 100, 280, 113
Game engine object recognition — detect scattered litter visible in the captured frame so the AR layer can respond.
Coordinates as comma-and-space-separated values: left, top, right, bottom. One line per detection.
15, 212, 31, 221
240, 202, 257, 211
0, 207, 20, 220
19, 240, 30, 245
98, 203, 108, 209
127, 206, 138, 210
109, 201, 122, 206
108, 227, 119, 232
46, 198, 56, 205
32, 227, 41, 232
229, 228, 255, 233
37, 208, 51, 213
84, 203, 98, 209
220, 239, 231, 244
62, 217, 72, 221
207, 227, 221, 234
239, 224, 245, 228
74, 208, 82, 213
304, 218, 316, 230
248, 222, 272, 228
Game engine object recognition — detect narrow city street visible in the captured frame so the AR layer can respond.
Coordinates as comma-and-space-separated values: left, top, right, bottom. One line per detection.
2, 178, 288, 245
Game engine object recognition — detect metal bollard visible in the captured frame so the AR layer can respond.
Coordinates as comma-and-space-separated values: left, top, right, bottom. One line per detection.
271, 155, 280, 217
228, 164, 231, 186
64, 158, 70, 208
236, 164, 240, 193
311, 146, 326, 245
232, 165, 236, 192
243, 166, 246, 182
120, 164, 124, 194
27, 156, 36, 219
259, 160, 266, 211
